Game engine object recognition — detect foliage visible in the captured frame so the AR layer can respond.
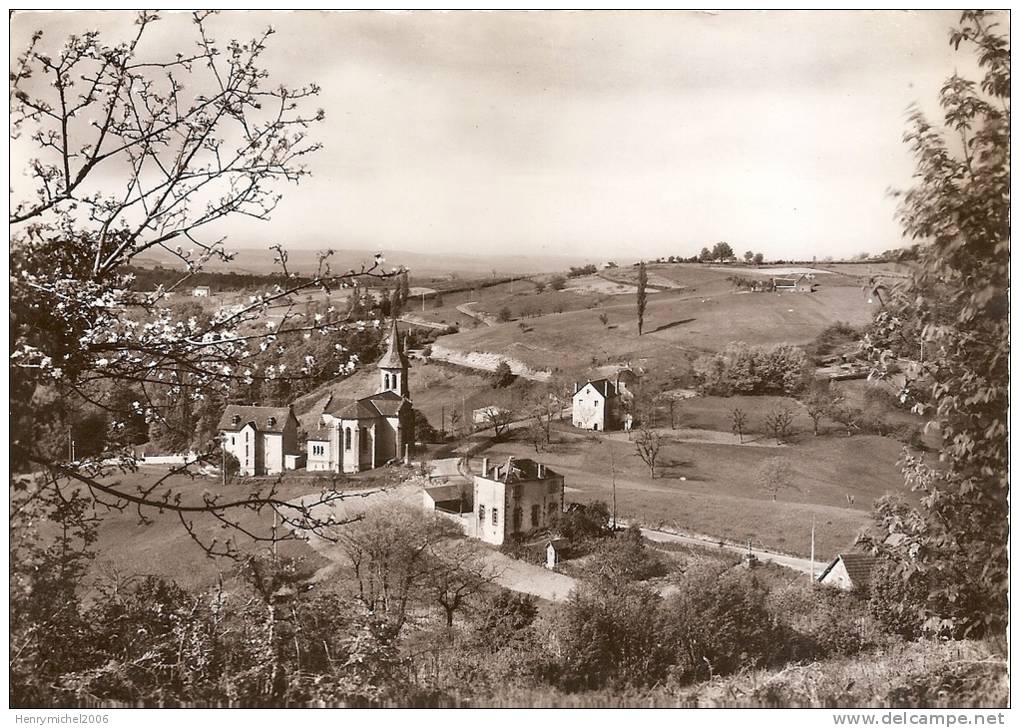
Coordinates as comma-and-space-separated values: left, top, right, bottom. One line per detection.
662, 567, 784, 683
803, 379, 842, 436
557, 501, 612, 543
549, 275, 567, 290
807, 321, 861, 363
694, 342, 810, 396
860, 11, 1008, 639
753, 252, 764, 265
491, 360, 515, 389
566, 265, 597, 278
581, 525, 668, 583
711, 241, 735, 261
497, 306, 513, 323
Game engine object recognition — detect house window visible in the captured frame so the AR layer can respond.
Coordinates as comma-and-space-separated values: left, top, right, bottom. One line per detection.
230, 436, 235, 446
512, 507, 522, 532
492, 508, 499, 526
344, 428, 352, 450
548, 502, 558, 520
384, 373, 390, 389
478, 504, 485, 524
531, 504, 540, 528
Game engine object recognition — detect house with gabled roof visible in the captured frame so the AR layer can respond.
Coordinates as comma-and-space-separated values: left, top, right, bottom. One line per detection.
219, 405, 300, 476
471, 456, 564, 545
817, 552, 878, 592
571, 368, 636, 431
308, 318, 415, 473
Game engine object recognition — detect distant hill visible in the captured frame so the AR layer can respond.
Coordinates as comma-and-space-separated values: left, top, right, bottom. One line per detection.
136, 246, 611, 278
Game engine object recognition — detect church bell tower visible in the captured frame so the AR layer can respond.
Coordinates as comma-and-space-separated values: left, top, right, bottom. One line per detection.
377, 318, 410, 398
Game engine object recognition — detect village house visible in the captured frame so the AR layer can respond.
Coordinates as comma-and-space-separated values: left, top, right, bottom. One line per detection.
817, 552, 878, 592
219, 405, 301, 476
192, 285, 211, 297
471, 456, 564, 546
306, 319, 414, 473
571, 368, 636, 431
773, 274, 817, 293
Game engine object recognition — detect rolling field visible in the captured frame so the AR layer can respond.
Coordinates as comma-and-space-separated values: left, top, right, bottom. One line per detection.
436, 282, 879, 374
483, 429, 909, 559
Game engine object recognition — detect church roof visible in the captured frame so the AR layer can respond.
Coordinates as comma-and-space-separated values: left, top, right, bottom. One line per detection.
325, 390, 410, 420
219, 405, 294, 433
378, 318, 409, 370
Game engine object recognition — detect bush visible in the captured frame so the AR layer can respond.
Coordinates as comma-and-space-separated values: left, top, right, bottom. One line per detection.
662, 567, 785, 683
549, 275, 567, 290
767, 582, 886, 661
558, 501, 612, 542
693, 342, 811, 396
582, 526, 669, 583
497, 307, 513, 322
491, 361, 515, 389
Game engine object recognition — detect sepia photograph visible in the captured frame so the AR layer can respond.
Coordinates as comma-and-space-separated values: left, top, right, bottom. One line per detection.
8, 8, 1010, 713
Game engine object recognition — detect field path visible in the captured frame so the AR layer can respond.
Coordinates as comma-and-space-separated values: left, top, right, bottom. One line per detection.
636, 525, 819, 576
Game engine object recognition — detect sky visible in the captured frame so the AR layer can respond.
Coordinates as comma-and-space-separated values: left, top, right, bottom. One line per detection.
9, 10, 998, 262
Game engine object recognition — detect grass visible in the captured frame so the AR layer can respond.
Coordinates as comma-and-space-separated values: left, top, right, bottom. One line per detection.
82, 465, 399, 593
484, 426, 909, 559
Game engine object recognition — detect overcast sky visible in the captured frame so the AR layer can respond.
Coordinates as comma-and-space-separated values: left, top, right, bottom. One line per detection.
10, 10, 997, 261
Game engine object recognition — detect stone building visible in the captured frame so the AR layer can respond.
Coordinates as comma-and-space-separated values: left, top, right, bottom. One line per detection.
471, 457, 564, 545
571, 368, 636, 431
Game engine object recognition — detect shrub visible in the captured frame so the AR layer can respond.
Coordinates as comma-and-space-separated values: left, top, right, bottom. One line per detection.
662, 567, 785, 683
693, 342, 811, 396
549, 275, 567, 290
497, 306, 513, 322
491, 361, 515, 389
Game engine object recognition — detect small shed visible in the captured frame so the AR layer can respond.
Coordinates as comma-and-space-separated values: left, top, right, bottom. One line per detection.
817, 552, 878, 592
423, 483, 471, 514
192, 285, 211, 297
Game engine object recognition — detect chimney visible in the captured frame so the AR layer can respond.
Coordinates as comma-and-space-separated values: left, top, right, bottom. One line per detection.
481, 457, 488, 478
537, 462, 544, 479
231, 414, 241, 426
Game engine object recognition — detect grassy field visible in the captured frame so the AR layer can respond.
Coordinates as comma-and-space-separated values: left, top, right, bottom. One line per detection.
483, 425, 909, 559
81, 466, 399, 593
436, 282, 879, 375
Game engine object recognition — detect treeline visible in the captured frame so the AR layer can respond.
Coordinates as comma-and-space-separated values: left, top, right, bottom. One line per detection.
693, 343, 811, 396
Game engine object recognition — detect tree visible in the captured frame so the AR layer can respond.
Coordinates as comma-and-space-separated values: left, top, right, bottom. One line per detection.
633, 427, 663, 478
337, 504, 460, 634
753, 252, 764, 265
10, 12, 394, 563
427, 540, 500, 628
803, 379, 841, 436
482, 406, 515, 440
763, 407, 795, 444
861, 12, 1008, 638
698, 247, 712, 262
756, 457, 792, 502
636, 261, 648, 335
549, 275, 567, 291
491, 360, 515, 388
711, 241, 734, 261
730, 407, 748, 443
533, 279, 546, 294
497, 306, 513, 323
828, 403, 861, 438
743, 250, 754, 263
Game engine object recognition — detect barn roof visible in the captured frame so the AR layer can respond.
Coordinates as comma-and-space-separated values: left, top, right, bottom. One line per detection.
219, 405, 294, 433
818, 552, 879, 589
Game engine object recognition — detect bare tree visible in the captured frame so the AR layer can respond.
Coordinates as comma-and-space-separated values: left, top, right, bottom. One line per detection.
427, 540, 501, 628
10, 11, 397, 558
483, 406, 515, 441
804, 380, 842, 436
730, 407, 748, 443
763, 407, 795, 445
829, 404, 862, 438
756, 457, 792, 502
633, 427, 663, 478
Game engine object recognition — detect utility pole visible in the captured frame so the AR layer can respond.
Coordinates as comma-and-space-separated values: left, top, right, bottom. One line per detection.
441, 405, 445, 437
422, 291, 425, 312
221, 438, 227, 488
810, 516, 816, 582
610, 442, 618, 530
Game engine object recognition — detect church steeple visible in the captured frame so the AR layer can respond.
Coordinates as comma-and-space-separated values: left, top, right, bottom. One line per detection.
378, 318, 409, 397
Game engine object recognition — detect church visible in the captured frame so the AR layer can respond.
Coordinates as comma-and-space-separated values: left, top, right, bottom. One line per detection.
306, 319, 414, 473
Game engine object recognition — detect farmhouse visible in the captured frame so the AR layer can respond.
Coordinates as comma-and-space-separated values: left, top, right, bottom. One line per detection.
773, 274, 817, 293
306, 318, 414, 473
817, 552, 878, 592
192, 285, 211, 297
571, 368, 636, 431
471, 456, 564, 545
219, 405, 301, 476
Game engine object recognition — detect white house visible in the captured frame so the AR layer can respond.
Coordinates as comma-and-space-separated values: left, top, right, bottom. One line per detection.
219, 405, 301, 476
192, 285, 211, 297
471, 457, 563, 546
571, 369, 636, 431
